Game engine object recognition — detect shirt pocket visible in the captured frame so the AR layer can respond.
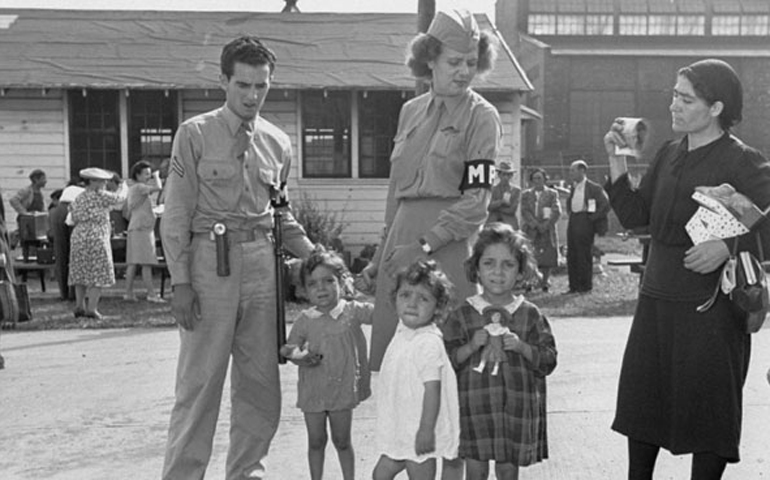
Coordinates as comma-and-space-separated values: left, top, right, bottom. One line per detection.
198, 160, 236, 184
197, 160, 238, 209
430, 127, 463, 160
257, 166, 279, 188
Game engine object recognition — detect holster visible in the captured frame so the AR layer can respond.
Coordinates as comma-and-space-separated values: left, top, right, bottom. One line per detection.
212, 223, 230, 277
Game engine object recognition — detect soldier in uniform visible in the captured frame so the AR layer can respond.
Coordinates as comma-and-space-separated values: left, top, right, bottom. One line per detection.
160, 36, 314, 480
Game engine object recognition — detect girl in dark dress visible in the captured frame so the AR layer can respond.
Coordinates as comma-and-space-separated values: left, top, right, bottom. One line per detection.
604, 59, 770, 480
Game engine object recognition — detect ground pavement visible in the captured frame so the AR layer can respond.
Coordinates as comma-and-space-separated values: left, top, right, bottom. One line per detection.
1, 317, 768, 479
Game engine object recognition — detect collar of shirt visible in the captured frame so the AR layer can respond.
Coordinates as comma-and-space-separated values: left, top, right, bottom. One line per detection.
573, 178, 586, 189
466, 294, 524, 316
395, 319, 442, 341
221, 104, 256, 137
429, 89, 470, 128
305, 299, 347, 320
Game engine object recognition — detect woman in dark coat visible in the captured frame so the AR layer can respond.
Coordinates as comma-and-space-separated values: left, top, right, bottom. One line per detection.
604, 59, 770, 479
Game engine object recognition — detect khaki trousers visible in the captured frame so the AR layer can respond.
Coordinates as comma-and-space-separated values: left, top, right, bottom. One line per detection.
162, 234, 279, 480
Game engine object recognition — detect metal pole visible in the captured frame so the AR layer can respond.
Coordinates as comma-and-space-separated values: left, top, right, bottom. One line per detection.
416, 0, 435, 95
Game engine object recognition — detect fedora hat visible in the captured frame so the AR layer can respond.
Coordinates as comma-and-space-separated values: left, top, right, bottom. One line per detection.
496, 161, 515, 174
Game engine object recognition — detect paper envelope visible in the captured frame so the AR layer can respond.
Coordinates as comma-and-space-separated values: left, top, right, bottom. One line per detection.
685, 191, 751, 245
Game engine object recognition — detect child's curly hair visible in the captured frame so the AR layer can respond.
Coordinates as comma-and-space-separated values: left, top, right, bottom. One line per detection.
464, 222, 540, 285
390, 260, 455, 323
299, 246, 348, 287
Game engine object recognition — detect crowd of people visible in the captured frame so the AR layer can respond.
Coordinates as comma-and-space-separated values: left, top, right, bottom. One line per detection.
0, 161, 169, 320
1, 6, 768, 480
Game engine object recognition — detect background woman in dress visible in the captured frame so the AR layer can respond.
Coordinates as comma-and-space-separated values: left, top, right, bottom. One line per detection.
123, 160, 164, 302
604, 58, 770, 479
520, 168, 561, 292
359, 8, 503, 370
68, 168, 127, 319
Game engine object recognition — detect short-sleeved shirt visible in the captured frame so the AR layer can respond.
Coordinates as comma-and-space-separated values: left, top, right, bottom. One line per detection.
376, 321, 460, 462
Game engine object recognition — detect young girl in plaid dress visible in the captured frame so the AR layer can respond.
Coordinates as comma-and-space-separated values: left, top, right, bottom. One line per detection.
442, 223, 558, 479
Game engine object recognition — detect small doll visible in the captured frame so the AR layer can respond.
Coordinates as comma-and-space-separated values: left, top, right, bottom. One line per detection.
473, 307, 515, 376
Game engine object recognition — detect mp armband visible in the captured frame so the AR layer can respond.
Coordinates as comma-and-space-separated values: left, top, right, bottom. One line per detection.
459, 159, 495, 193
270, 182, 290, 208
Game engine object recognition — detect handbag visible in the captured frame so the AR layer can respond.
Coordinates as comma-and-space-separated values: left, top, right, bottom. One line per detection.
0, 266, 19, 328
13, 282, 32, 322
698, 232, 768, 333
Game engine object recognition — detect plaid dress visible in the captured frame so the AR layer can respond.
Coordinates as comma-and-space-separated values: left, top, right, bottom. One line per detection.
442, 295, 557, 465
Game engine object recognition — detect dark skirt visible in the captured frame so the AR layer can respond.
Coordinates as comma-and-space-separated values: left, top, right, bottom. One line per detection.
612, 293, 751, 462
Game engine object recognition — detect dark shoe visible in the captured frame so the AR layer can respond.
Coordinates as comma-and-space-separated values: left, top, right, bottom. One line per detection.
85, 311, 103, 320
542, 285, 550, 293
74, 307, 86, 318
564, 289, 578, 295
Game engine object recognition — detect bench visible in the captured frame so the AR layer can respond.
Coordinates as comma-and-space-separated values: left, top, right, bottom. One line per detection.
13, 259, 169, 298
607, 256, 646, 275
13, 261, 56, 292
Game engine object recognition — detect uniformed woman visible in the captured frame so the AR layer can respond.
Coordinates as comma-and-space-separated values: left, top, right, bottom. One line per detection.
360, 9, 503, 371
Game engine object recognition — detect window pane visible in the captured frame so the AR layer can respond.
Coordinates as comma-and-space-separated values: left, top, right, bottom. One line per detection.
358, 91, 410, 179
557, 15, 586, 34
742, 15, 769, 35
586, 0, 613, 13
619, 15, 648, 35
68, 89, 121, 176
528, 14, 557, 34
302, 91, 351, 178
586, 14, 613, 34
558, 0, 585, 13
619, 0, 646, 13
677, 15, 704, 35
530, 0, 557, 13
713, 15, 741, 35
648, 15, 676, 34
128, 90, 177, 171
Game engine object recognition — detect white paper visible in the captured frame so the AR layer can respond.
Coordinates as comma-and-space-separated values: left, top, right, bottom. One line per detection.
685, 191, 750, 245
587, 199, 596, 213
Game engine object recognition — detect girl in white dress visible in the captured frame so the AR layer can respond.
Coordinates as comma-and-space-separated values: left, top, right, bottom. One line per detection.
373, 260, 461, 480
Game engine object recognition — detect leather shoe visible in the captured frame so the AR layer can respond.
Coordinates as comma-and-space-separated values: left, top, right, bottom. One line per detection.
74, 307, 86, 318
85, 311, 103, 320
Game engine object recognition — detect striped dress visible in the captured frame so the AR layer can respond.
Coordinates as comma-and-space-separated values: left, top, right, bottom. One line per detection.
441, 295, 557, 465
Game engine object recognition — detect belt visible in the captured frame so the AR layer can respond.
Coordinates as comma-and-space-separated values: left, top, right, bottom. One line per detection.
194, 229, 266, 244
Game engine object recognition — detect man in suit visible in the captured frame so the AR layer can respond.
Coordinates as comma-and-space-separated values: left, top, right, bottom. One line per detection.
566, 160, 609, 293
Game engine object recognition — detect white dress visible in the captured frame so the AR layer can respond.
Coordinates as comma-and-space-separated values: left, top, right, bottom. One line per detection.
375, 321, 460, 462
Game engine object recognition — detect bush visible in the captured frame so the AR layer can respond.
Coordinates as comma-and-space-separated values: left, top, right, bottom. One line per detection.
292, 192, 348, 250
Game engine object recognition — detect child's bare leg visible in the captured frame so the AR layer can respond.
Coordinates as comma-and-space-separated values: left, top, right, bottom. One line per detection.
328, 409, 354, 480
495, 462, 519, 480
465, 458, 490, 480
405, 458, 436, 480
441, 457, 464, 480
304, 411, 328, 480
373, 455, 405, 480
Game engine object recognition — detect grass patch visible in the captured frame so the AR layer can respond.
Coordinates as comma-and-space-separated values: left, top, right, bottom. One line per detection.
3, 234, 645, 330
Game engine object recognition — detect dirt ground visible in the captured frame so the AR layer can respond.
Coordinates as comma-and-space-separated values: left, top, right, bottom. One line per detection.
1, 317, 768, 479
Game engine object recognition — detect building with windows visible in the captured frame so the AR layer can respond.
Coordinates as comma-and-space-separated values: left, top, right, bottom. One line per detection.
0, 8, 533, 251
495, 0, 770, 182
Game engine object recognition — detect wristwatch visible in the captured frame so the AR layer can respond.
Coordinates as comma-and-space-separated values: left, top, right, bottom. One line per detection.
418, 237, 432, 255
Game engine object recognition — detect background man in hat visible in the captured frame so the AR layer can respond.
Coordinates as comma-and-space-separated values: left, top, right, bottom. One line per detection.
160, 36, 313, 480
565, 159, 609, 293
487, 161, 520, 230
